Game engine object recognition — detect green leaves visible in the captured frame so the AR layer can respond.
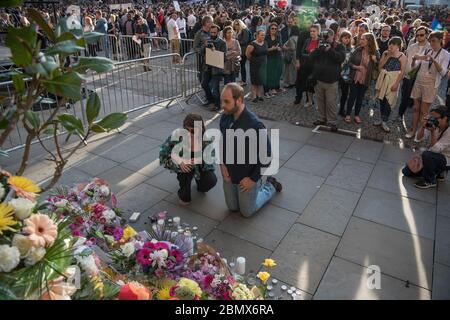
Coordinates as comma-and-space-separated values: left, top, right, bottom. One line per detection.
6, 26, 36, 66
82, 32, 105, 44
95, 113, 127, 132
86, 92, 100, 125
57, 114, 84, 136
43, 71, 84, 100
27, 8, 55, 43
24, 110, 40, 129
72, 57, 114, 74
45, 40, 85, 56
11, 73, 25, 93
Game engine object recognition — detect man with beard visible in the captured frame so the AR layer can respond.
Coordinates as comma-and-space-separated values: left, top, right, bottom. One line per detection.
219, 83, 282, 218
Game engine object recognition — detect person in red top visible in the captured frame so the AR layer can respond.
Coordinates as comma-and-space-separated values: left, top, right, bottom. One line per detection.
277, 0, 287, 10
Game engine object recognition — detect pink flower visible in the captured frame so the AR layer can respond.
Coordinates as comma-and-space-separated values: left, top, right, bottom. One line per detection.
136, 248, 152, 266
72, 230, 82, 237
170, 249, 183, 263
166, 260, 175, 270
153, 242, 170, 251
155, 268, 165, 278
143, 242, 156, 250
203, 275, 214, 288
113, 227, 123, 241
92, 203, 106, 215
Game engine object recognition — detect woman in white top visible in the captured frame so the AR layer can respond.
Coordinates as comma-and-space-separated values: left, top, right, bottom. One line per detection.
177, 12, 187, 57
406, 31, 450, 140
83, 16, 96, 57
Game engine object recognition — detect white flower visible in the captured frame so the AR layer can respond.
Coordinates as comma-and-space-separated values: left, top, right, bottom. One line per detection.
98, 185, 110, 197
120, 242, 135, 258
102, 209, 116, 223
0, 245, 20, 272
0, 184, 5, 200
54, 199, 68, 208
104, 235, 115, 244
12, 234, 32, 258
76, 255, 99, 276
9, 198, 35, 220
150, 249, 168, 268
25, 247, 46, 266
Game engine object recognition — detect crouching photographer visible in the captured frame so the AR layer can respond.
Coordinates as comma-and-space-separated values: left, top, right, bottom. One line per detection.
402, 105, 450, 189
308, 29, 345, 131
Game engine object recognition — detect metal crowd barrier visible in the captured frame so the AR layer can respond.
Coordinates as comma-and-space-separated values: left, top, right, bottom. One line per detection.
182, 51, 204, 103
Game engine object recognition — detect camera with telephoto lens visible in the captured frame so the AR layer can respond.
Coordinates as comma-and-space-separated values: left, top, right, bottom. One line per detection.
318, 30, 331, 49
425, 116, 440, 128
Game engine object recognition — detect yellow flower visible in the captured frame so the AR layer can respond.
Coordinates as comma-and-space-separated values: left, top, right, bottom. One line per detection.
156, 286, 172, 300
178, 278, 202, 297
257, 271, 270, 284
121, 226, 137, 242
262, 258, 277, 268
8, 176, 41, 201
0, 202, 16, 235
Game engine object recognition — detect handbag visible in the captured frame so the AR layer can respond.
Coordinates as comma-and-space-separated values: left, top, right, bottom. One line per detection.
406, 154, 423, 173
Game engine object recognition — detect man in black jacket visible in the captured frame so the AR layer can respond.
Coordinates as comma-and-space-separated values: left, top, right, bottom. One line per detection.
309, 29, 345, 131
281, 15, 299, 44
294, 12, 314, 105
207, 24, 227, 111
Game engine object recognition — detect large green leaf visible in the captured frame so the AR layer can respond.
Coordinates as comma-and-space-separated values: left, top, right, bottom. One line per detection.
90, 123, 106, 133
96, 113, 127, 132
27, 8, 55, 43
24, 110, 40, 129
56, 32, 77, 43
45, 40, 85, 56
57, 113, 85, 136
82, 32, 104, 44
42, 71, 84, 100
86, 92, 101, 125
2, 0, 23, 7
11, 73, 25, 93
5, 26, 36, 66
72, 57, 114, 74
0, 106, 17, 130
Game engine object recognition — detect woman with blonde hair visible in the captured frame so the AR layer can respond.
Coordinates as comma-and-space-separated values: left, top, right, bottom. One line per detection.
84, 16, 96, 57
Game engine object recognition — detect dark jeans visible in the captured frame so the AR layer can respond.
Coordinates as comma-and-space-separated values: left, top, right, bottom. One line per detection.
379, 98, 391, 122
398, 77, 414, 117
177, 170, 217, 202
224, 74, 236, 85
402, 151, 447, 184
200, 70, 221, 108
339, 79, 350, 115
240, 55, 247, 84
346, 83, 367, 116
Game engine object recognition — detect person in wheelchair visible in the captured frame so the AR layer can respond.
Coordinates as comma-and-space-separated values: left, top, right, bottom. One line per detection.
402, 105, 450, 189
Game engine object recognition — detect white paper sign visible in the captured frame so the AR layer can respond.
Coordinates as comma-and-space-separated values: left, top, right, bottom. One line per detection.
173, 1, 181, 12
205, 47, 224, 69
66, 5, 80, 17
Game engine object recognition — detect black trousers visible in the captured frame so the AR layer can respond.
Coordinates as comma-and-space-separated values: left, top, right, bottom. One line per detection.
177, 170, 217, 202
402, 151, 447, 184
339, 79, 350, 115
398, 77, 414, 117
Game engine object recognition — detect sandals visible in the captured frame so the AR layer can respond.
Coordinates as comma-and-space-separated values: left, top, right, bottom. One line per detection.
344, 116, 352, 124
354, 116, 362, 124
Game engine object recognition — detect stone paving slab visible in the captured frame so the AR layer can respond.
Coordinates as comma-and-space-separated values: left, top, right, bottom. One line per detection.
98, 165, 149, 196
204, 229, 272, 274
119, 146, 164, 178
269, 166, 325, 214
270, 223, 340, 295
353, 187, 436, 240
298, 185, 361, 237
325, 157, 374, 193
307, 131, 355, 153
336, 217, 434, 290
284, 144, 342, 178
116, 183, 170, 217
344, 139, 384, 164
379, 144, 417, 165
216, 204, 298, 251
435, 215, 450, 267
314, 257, 431, 300
432, 263, 450, 300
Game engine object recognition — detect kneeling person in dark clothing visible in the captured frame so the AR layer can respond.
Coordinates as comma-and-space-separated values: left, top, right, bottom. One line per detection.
160, 113, 217, 205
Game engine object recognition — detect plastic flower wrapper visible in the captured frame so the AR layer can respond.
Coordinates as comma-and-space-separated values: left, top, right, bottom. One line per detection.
169, 277, 202, 300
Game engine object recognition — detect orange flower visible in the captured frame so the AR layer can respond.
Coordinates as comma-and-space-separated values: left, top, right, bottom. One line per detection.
7, 176, 41, 201
23, 214, 58, 247
41, 268, 77, 300
118, 282, 152, 300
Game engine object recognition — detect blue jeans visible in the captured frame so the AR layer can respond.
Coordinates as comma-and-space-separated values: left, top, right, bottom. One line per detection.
222, 179, 276, 218
224, 74, 236, 85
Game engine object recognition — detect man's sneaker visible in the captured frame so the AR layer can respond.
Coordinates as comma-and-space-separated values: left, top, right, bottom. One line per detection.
405, 131, 415, 139
313, 120, 326, 126
267, 176, 282, 192
179, 199, 191, 206
381, 122, 390, 132
264, 92, 273, 99
373, 120, 382, 126
438, 171, 447, 182
414, 179, 437, 189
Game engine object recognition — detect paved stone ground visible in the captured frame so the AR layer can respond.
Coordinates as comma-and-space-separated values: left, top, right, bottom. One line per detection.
2, 100, 449, 300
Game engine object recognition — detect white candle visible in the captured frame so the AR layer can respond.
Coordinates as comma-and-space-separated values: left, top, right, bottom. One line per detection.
235, 257, 246, 275
292, 293, 301, 300
266, 285, 273, 291
173, 217, 181, 228
272, 279, 278, 285
281, 285, 287, 291
157, 219, 164, 227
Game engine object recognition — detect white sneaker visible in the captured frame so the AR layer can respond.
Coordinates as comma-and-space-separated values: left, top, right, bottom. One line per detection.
381, 122, 390, 132
405, 131, 415, 139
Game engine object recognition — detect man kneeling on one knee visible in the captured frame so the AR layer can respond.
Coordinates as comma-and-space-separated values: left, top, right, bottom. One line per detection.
402, 105, 450, 189
160, 113, 217, 205
219, 83, 282, 218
